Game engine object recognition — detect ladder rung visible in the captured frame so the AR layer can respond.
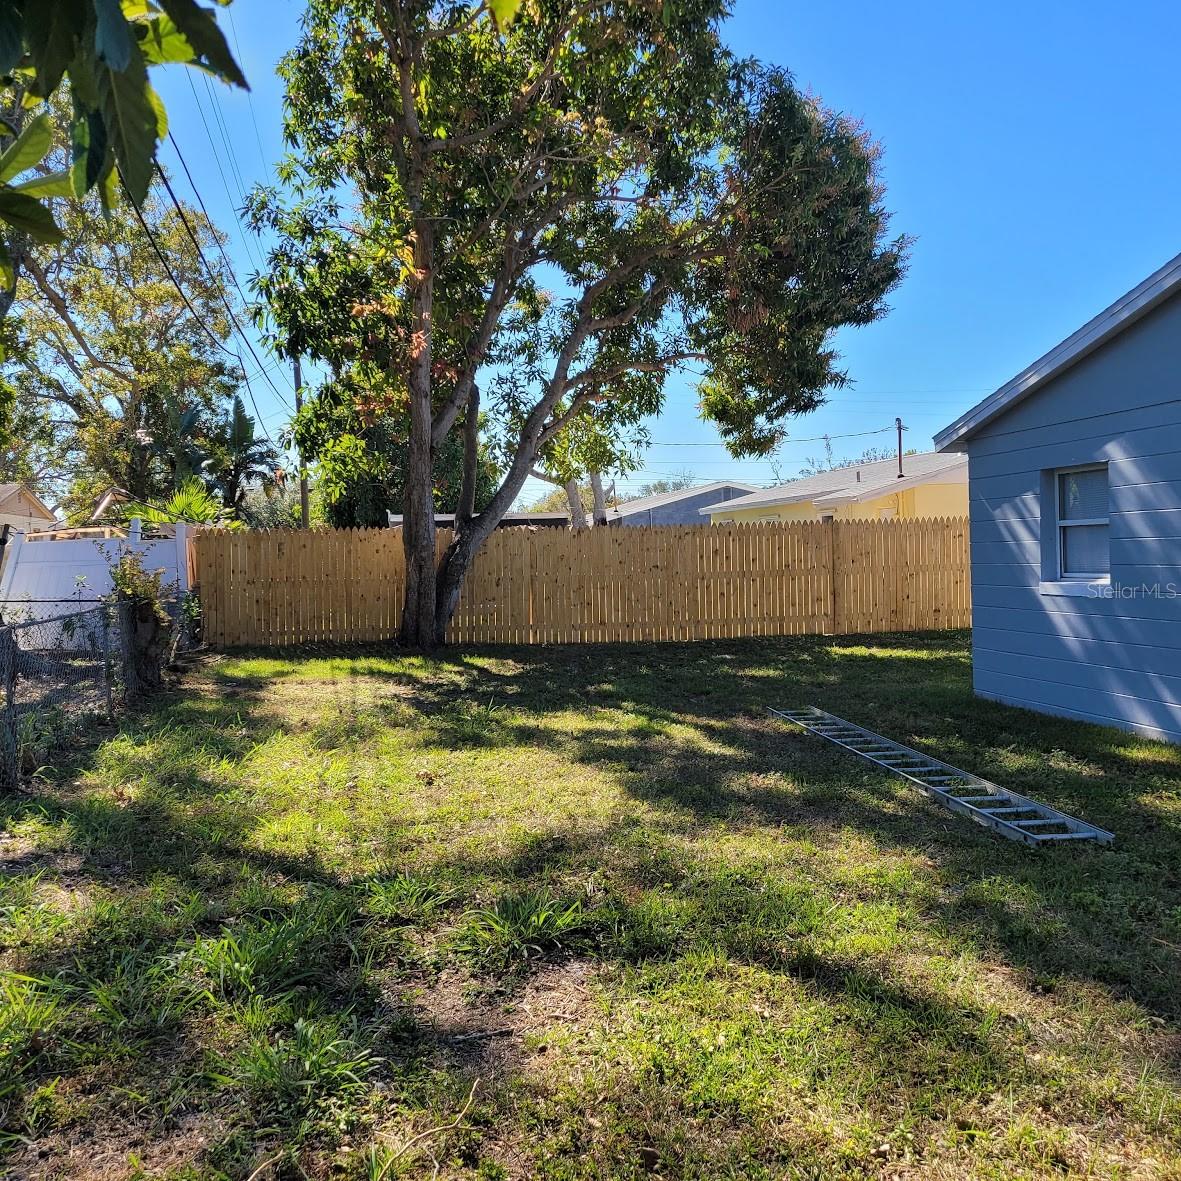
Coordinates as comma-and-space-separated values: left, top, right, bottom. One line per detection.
770, 706, 1113, 848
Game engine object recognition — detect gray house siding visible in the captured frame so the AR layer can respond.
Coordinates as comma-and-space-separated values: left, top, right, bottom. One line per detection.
615, 484, 752, 526
964, 290, 1181, 742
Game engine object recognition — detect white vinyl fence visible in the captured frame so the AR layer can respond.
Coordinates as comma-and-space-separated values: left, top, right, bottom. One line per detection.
0, 522, 191, 635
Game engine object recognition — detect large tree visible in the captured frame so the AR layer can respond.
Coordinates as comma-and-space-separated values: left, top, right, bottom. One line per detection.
6, 175, 244, 518
293, 367, 499, 527
251, 0, 908, 649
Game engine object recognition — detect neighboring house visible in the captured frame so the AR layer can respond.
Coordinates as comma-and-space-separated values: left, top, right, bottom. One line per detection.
699, 451, 967, 523
935, 251, 1181, 742
608, 481, 759, 526
0, 483, 57, 533
387, 511, 570, 529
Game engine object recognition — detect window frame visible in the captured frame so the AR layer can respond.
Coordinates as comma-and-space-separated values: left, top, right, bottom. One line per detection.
1055, 463, 1109, 581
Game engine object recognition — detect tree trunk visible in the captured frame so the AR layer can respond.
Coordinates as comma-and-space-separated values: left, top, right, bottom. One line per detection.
455, 384, 480, 527
434, 527, 479, 648
399, 218, 439, 650
566, 480, 588, 529
589, 471, 608, 526
0, 236, 25, 324
118, 596, 172, 702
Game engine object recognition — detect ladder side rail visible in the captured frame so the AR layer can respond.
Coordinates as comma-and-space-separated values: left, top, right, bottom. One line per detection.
769, 707, 1113, 844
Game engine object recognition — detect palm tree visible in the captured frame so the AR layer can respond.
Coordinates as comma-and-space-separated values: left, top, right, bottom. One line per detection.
208, 395, 280, 511
138, 477, 234, 526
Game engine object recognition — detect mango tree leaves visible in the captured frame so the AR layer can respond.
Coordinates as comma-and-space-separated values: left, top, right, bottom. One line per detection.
0, 113, 54, 183
486, 0, 525, 32
95, 40, 164, 202
156, 0, 247, 88
22, 1, 83, 98
0, 190, 64, 243
11, 169, 73, 198
93, 0, 134, 70
0, 0, 246, 294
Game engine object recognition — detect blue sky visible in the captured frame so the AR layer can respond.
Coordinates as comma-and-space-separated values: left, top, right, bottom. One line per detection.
153, 0, 1181, 504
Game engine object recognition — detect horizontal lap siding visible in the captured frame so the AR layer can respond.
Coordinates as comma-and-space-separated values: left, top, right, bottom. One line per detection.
965, 291, 1181, 741
975, 672, 1181, 744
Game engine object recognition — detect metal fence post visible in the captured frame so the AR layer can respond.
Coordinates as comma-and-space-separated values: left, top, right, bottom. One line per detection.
100, 604, 114, 720
0, 625, 19, 791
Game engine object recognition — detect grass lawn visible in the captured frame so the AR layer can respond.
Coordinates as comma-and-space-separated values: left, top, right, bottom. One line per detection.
2, 630, 1181, 1180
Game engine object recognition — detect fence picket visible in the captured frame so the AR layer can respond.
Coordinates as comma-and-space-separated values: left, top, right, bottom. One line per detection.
190, 518, 971, 648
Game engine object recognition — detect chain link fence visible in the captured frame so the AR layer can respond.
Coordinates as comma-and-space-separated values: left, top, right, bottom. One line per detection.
0, 595, 194, 790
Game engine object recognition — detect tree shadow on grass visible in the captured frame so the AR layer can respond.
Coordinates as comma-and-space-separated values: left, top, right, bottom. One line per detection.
358, 632, 1181, 1031
4, 633, 1181, 1178
166, 639, 1181, 1037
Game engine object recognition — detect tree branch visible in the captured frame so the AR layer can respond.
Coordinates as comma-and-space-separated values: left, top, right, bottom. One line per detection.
23, 255, 137, 386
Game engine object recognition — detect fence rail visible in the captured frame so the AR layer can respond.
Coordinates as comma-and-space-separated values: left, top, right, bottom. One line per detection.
192, 518, 970, 648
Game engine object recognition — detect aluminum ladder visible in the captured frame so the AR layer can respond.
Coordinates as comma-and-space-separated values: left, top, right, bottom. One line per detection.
769, 706, 1113, 847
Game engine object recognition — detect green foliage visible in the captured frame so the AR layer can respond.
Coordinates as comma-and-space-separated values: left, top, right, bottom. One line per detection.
6, 131, 246, 517
187, 892, 356, 999
361, 872, 458, 925
294, 370, 498, 527
107, 545, 169, 602
135, 476, 234, 527
204, 394, 280, 511
0, 974, 74, 1102
238, 483, 303, 529
524, 481, 593, 514
224, 1014, 379, 1133
249, 0, 908, 642
456, 892, 591, 970
0, 0, 246, 273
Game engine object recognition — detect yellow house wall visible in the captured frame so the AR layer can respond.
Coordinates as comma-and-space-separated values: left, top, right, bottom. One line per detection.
707, 481, 967, 524
0, 490, 56, 533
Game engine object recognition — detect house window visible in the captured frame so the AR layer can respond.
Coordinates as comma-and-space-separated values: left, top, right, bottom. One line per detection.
1056, 465, 1108, 578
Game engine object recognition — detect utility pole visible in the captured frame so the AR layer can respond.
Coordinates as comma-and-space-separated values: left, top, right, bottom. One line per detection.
293, 356, 310, 528
896, 417, 905, 478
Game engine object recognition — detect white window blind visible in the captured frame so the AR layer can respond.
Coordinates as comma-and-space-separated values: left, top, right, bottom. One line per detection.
1056, 466, 1109, 578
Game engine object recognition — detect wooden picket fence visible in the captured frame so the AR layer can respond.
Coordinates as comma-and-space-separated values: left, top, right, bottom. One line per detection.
191, 518, 970, 648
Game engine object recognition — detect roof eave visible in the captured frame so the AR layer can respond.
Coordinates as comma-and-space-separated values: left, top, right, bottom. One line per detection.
935, 252, 1181, 450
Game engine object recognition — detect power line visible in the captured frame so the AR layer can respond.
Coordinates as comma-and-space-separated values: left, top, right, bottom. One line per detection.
226, 6, 270, 175
119, 170, 280, 447
200, 73, 257, 226
185, 71, 267, 273
165, 133, 258, 313
164, 131, 298, 401
155, 158, 293, 414
646, 425, 895, 448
